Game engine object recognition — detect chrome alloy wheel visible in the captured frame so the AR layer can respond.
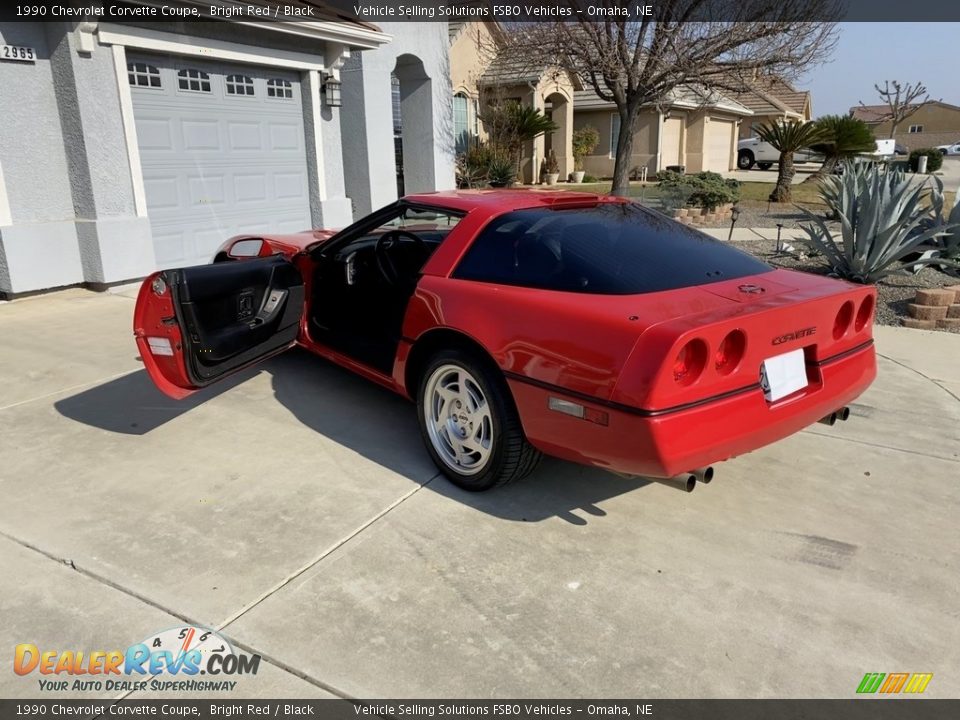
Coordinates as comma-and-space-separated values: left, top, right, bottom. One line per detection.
423, 364, 493, 475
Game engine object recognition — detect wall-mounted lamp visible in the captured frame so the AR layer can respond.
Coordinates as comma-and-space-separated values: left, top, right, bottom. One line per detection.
323, 75, 342, 107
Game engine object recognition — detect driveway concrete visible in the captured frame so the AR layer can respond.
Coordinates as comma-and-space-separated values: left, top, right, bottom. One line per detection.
1, 289, 958, 699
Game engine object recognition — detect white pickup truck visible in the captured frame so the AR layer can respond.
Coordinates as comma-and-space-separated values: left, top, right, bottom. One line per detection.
736, 137, 822, 170
737, 138, 896, 170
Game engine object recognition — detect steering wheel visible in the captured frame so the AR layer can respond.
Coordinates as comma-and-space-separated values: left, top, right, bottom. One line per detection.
374, 229, 430, 288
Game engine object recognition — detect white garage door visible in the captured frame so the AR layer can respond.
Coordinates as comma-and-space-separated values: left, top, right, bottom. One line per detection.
128, 54, 312, 268
705, 119, 735, 173
661, 117, 683, 168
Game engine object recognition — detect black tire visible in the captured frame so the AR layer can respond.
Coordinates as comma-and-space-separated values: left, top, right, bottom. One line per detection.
757, 162, 773, 171
416, 349, 541, 491
737, 150, 755, 170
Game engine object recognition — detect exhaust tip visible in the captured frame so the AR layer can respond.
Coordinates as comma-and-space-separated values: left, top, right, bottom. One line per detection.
837, 406, 851, 421
818, 412, 837, 426
649, 473, 696, 492
693, 466, 714, 484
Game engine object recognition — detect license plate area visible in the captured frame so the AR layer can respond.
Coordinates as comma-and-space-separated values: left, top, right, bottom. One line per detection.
760, 348, 808, 402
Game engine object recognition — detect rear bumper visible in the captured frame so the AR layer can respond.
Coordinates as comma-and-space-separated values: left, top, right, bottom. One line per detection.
508, 341, 876, 478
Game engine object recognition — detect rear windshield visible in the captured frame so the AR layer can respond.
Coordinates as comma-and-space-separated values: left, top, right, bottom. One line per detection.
453, 203, 772, 294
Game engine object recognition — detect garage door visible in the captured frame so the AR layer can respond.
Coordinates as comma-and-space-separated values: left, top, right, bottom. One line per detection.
128, 54, 311, 268
660, 117, 683, 168
705, 119, 735, 173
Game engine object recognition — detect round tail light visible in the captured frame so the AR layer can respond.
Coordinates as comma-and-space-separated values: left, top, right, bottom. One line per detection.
855, 295, 874, 332
833, 301, 855, 339
715, 329, 746, 376
673, 339, 708, 386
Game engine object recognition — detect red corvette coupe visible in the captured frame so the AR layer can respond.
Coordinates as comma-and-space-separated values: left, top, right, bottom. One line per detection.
134, 190, 876, 492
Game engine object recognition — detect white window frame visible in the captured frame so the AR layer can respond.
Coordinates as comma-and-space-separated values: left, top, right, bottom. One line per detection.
909, 125, 924, 133
266, 78, 293, 100
225, 74, 255, 96
609, 113, 620, 159
127, 61, 161, 89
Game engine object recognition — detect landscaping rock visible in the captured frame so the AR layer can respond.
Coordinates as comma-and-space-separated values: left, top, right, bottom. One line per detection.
948, 304, 960, 319
902, 318, 937, 330
907, 304, 949, 321
914, 288, 956, 306
937, 318, 960, 330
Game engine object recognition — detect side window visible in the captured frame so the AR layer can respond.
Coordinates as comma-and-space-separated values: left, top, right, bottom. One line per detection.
343, 206, 462, 252
178, 68, 211, 93
267, 78, 293, 99
225, 74, 255, 96
127, 62, 161, 88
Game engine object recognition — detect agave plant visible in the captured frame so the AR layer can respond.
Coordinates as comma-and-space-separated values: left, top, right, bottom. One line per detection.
919, 177, 960, 275
799, 165, 960, 283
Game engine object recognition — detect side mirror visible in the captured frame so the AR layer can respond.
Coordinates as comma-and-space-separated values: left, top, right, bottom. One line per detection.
227, 239, 265, 258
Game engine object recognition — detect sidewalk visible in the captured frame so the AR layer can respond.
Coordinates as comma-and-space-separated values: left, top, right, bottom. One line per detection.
700, 226, 810, 242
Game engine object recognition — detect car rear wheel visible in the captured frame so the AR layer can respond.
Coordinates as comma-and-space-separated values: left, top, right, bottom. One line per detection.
417, 350, 541, 491
757, 162, 773, 171
737, 150, 755, 170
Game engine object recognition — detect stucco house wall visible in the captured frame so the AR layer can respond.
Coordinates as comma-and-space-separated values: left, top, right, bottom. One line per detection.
341, 21, 455, 216
573, 109, 659, 178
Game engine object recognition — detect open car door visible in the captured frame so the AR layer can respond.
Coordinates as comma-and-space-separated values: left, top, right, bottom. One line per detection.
134, 256, 304, 399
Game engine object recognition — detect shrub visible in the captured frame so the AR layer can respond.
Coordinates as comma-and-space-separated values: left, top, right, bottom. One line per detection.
486, 154, 516, 187
572, 125, 600, 171
657, 170, 740, 211
799, 165, 958, 283
456, 144, 497, 188
582, 174, 599, 183
909, 148, 944, 173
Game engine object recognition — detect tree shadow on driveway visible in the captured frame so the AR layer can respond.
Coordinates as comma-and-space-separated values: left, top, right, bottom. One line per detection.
55, 348, 652, 523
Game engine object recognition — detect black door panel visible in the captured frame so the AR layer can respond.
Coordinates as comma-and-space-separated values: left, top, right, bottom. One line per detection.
164, 256, 304, 386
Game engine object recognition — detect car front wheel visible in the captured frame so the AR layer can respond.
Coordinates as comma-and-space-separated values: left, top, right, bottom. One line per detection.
737, 150, 755, 170
757, 162, 773, 170
417, 350, 541, 491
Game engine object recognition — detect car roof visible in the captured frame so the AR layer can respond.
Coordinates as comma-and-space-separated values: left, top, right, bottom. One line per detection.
403, 189, 621, 213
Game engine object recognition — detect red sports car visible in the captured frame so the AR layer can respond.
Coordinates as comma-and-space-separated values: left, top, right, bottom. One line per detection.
134, 190, 876, 492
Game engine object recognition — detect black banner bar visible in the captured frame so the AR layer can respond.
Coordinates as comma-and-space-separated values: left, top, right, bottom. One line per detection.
1, 700, 959, 720
2, 0, 960, 24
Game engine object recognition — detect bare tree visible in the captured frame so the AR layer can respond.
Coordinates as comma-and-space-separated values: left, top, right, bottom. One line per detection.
861, 81, 939, 138
503, 1, 840, 196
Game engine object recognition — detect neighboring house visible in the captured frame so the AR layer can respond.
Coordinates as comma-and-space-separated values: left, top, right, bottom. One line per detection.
449, 20, 501, 153
448, 21, 579, 184
573, 87, 753, 177
0, 3, 455, 297
731, 76, 812, 139
850, 101, 960, 152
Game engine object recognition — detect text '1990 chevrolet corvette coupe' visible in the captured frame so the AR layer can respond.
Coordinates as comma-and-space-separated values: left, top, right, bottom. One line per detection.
134, 190, 877, 492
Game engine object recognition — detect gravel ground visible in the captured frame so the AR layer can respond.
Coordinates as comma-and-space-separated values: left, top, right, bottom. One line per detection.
730, 238, 960, 332
638, 200, 829, 230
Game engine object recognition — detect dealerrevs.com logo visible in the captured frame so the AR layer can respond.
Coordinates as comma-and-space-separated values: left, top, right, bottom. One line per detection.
14, 626, 260, 693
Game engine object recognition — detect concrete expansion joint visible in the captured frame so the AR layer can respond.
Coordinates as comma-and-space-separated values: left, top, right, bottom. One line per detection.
0, 471, 440, 700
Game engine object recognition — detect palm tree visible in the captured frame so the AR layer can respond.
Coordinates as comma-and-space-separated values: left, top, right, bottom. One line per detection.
756, 120, 829, 202
480, 101, 557, 179
804, 115, 877, 183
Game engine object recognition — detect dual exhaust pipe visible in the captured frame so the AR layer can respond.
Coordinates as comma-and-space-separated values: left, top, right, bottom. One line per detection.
650, 466, 714, 493
817, 406, 851, 426
638, 406, 852, 493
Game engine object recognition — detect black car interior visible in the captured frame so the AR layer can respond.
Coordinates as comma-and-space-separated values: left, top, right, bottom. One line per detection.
309, 204, 463, 373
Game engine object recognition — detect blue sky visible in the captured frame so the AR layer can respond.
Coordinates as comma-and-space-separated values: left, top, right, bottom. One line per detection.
797, 23, 960, 117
